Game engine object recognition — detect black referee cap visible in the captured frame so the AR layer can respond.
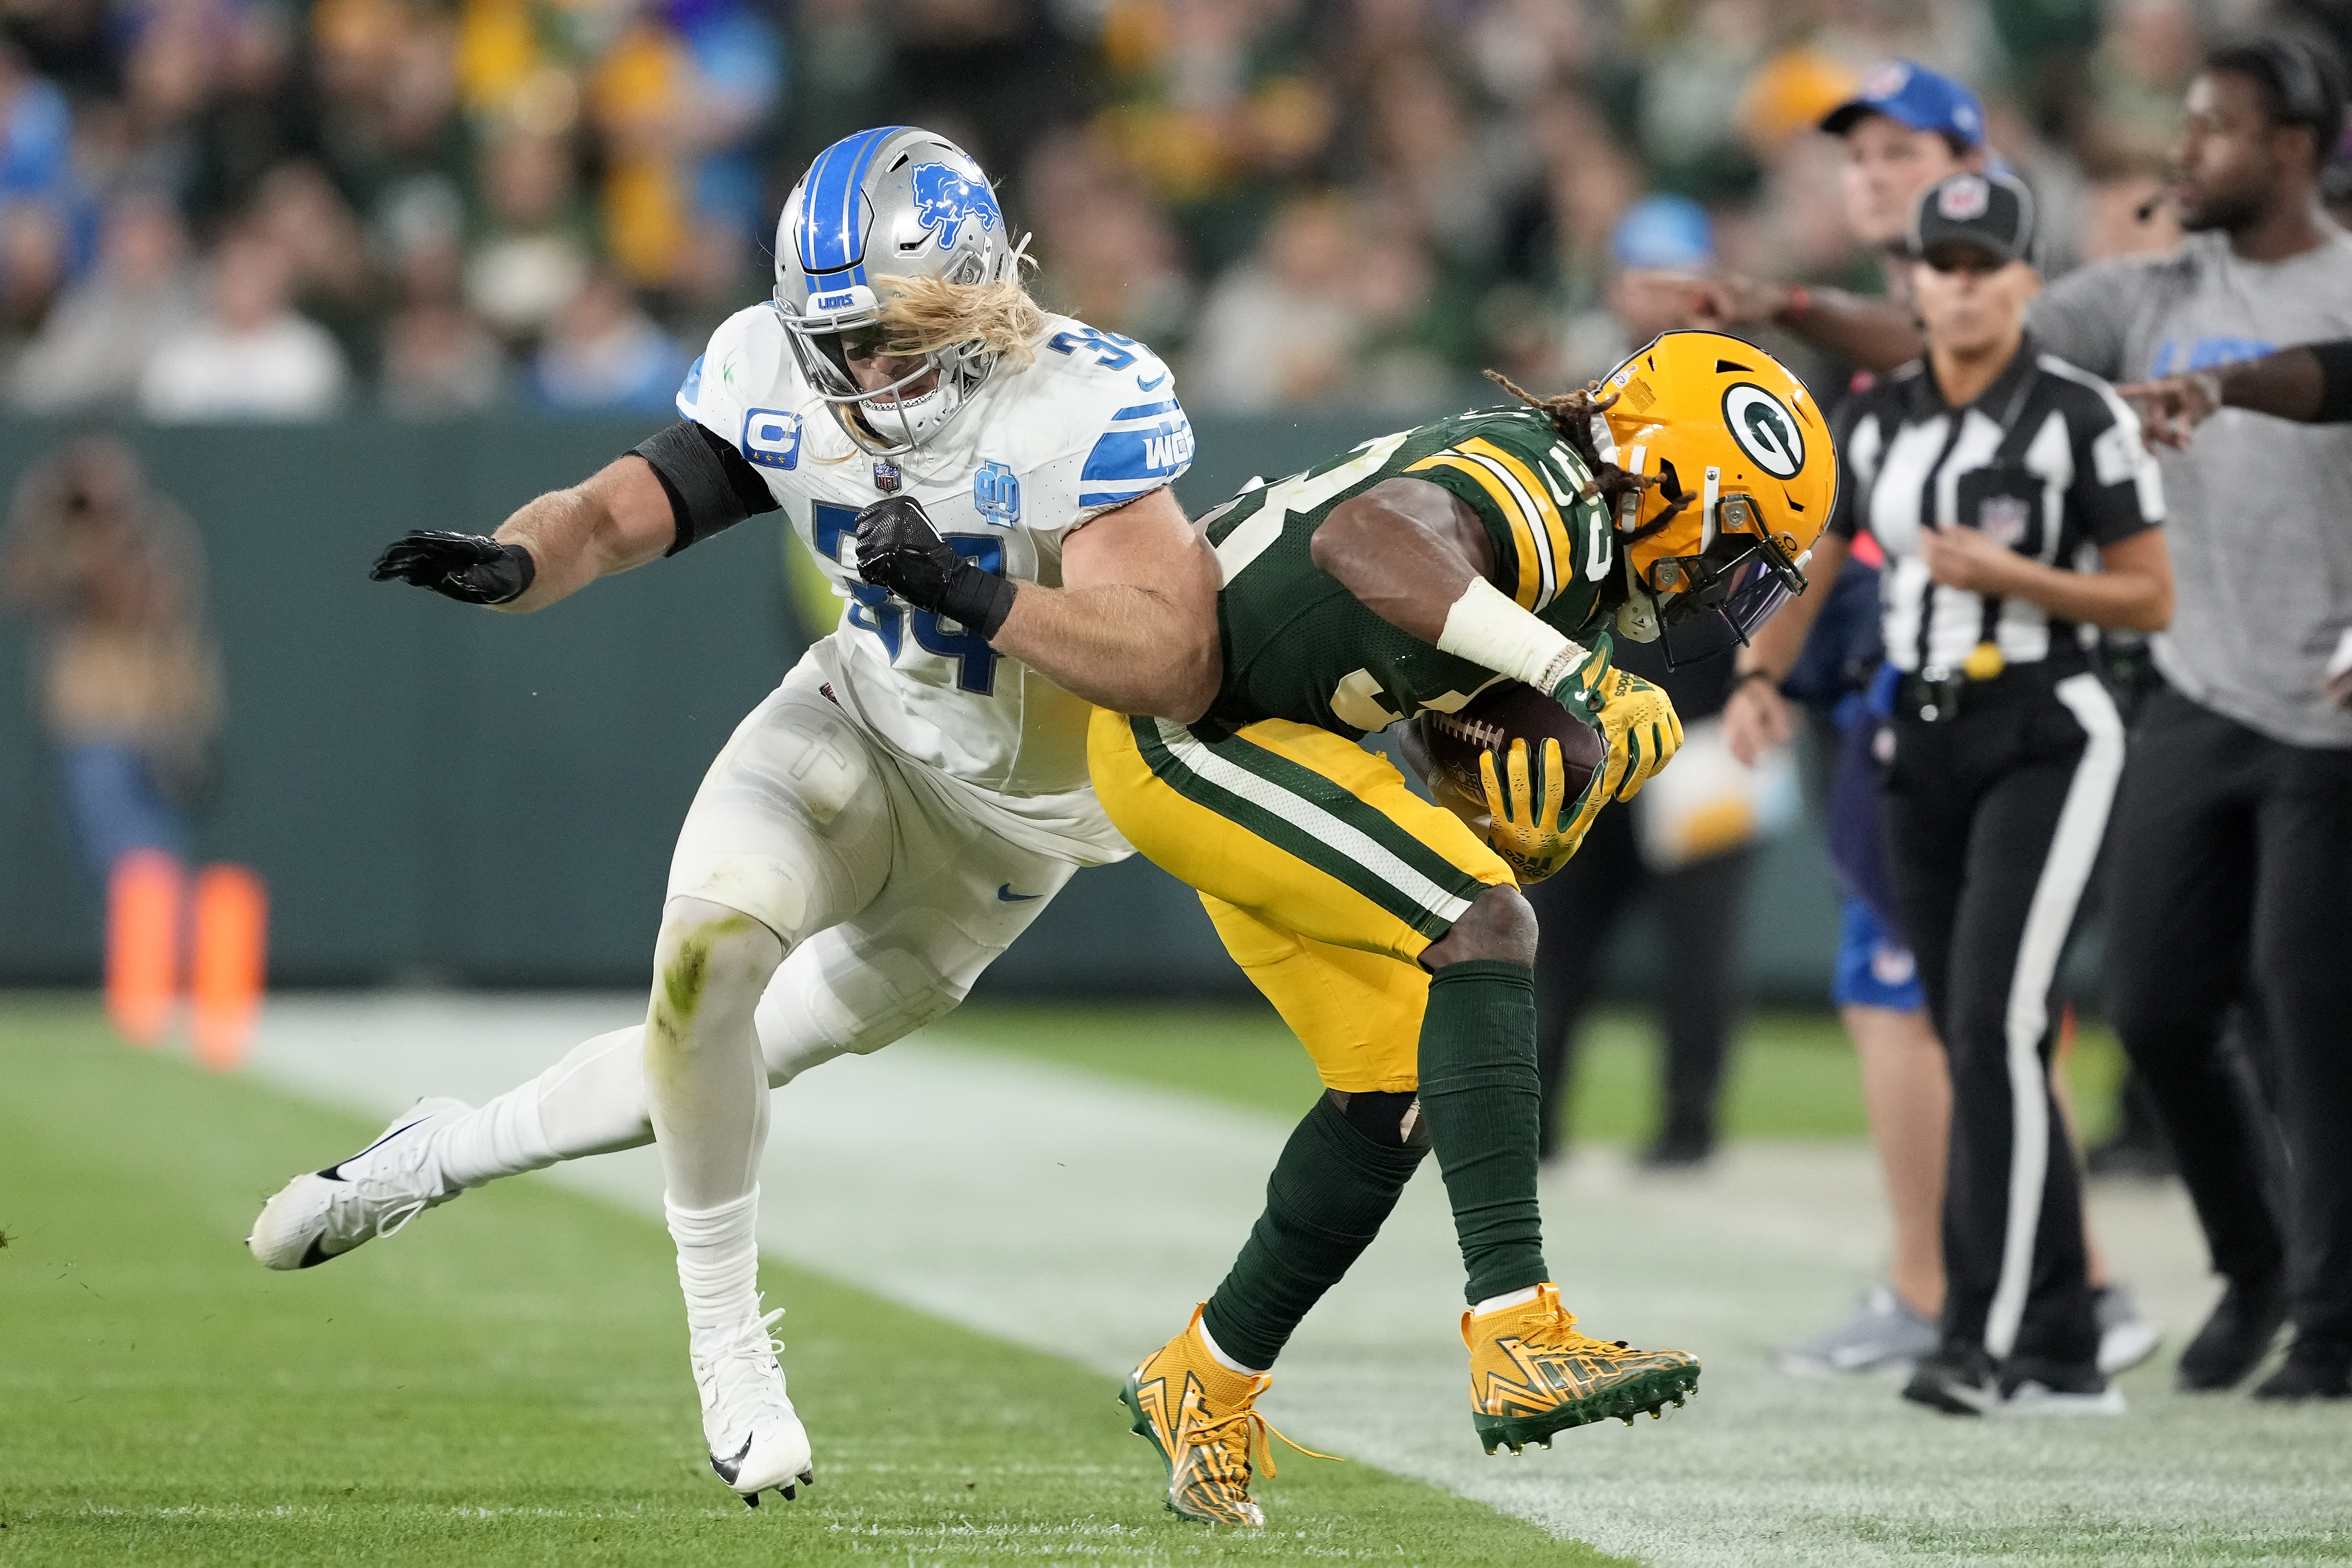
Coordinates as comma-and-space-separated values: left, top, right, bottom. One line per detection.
1909, 170, 2038, 269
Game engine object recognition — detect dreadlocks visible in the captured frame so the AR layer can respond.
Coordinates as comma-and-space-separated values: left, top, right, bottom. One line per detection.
1482, 369, 1677, 521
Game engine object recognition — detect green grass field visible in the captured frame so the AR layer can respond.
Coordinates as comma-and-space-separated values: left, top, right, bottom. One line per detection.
0, 998, 1621, 1567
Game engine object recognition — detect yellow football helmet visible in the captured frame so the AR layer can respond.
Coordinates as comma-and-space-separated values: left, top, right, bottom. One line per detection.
1590, 330, 1838, 666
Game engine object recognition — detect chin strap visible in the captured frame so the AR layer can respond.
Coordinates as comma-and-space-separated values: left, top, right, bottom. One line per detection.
1615, 585, 1662, 643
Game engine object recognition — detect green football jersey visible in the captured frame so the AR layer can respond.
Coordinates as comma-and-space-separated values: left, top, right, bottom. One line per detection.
1203, 406, 1618, 736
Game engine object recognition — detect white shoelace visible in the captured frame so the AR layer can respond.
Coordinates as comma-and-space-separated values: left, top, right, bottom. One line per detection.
695, 1303, 791, 1443
326, 1123, 451, 1244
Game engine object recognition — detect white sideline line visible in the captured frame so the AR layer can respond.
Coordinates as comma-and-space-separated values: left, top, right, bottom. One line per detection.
244, 995, 2347, 1568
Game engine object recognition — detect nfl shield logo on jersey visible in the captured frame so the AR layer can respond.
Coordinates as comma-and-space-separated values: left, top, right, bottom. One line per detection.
872, 459, 901, 493
1977, 494, 2031, 548
973, 460, 1021, 526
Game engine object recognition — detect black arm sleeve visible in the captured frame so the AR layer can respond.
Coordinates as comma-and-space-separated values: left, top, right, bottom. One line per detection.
2310, 339, 2352, 424
630, 421, 780, 557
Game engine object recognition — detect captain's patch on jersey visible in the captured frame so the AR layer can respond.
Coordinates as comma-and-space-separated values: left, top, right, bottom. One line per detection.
742, 408, 803, 470
1722, 384, 1804, 479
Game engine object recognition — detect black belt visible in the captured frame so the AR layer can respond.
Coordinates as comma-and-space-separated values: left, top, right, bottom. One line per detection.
1896, 656, 2089, 723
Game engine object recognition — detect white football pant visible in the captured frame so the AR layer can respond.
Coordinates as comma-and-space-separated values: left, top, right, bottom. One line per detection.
435, 651, 1078, 1193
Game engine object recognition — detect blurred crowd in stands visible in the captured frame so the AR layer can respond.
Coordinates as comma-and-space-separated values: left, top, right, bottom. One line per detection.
0, 0, 2344, 419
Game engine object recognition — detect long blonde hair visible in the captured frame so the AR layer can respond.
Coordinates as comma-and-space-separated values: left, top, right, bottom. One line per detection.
871, 271, 1045, 364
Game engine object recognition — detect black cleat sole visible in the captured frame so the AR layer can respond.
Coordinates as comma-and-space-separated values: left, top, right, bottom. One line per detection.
736, 1468, 814, 1509
1475, 1363, 1701, 1454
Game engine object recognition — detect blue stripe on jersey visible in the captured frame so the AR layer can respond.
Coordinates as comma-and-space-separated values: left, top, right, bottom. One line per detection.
796, 126, 905, 276
1082, 411, 1195, 485
675, 353, 704, 417
1080, 489, 1166, 507
1109, 398, 1181, 420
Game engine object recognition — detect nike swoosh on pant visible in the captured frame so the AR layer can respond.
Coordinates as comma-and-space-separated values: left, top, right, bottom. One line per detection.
997, 884, 1042, 902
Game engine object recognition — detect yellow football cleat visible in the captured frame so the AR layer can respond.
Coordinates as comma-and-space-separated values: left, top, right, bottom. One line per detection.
1463, 1283, 1700, 1453
1118, 1306, 1334, 1526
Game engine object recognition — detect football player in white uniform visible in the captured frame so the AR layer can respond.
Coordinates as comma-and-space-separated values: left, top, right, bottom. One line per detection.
246, 127, 1220, 1505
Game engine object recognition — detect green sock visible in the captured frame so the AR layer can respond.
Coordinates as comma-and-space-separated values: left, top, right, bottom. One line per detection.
1417, 958, 1548, 1304
1200, 1095, 1427, 1371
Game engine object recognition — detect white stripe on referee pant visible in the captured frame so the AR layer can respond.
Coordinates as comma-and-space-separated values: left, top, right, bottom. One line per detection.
1151, 718, 1475, 929
1982, 672, 2126, 1361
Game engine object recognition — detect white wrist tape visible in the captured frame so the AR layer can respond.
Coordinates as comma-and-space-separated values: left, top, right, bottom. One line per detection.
1435, 576, 1587, 692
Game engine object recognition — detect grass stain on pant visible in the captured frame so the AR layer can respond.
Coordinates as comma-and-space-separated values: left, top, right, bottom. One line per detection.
646, 912, 759, 1094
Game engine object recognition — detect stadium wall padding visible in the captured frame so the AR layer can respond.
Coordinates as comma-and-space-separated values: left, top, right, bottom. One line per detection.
0, 414, 1842, 1000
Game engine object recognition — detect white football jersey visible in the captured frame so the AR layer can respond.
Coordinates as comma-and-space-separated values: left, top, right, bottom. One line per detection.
678, 304, 1194, 865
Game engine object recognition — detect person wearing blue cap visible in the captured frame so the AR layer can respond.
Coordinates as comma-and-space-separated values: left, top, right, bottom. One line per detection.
1622, 64, 2163, 1384
1652, 60, 1991, 362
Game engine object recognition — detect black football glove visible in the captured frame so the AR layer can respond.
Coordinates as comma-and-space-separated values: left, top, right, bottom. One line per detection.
370, 530, 536, 605
853, 495, 1016, 639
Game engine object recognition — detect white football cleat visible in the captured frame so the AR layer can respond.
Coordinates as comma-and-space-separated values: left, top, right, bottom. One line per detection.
247, 1098, 470, 1271
2095, 1283, 2163, 1376
2001, 1377, 2128, 1417
696, 1301, 814, 1508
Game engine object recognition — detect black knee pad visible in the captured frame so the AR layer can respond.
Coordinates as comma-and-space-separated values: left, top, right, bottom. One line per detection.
1325, 1088, 1428, 1148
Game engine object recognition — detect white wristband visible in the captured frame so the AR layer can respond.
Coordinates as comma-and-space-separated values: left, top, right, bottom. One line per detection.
1434, 576, 1587, 692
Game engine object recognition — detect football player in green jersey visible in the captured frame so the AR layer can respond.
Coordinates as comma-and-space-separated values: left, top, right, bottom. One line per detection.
856, 331, 1836, 1523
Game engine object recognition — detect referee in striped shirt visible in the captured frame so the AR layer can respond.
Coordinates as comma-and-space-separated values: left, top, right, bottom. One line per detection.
1726, 170, 2174, 1413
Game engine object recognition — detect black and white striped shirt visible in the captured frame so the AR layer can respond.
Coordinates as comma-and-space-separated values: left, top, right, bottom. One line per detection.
1829, 338, 2165, 675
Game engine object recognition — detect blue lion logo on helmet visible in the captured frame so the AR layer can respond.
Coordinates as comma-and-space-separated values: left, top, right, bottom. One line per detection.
910, 162, 1001, 251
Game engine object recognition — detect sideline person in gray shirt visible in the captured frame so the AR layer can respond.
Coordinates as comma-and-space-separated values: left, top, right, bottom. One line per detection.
2032, 38, 2352, 1403
2029, 184, 2352, 748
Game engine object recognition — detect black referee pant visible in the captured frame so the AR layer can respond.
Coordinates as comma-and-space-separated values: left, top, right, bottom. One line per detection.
1526, 803, 1752, 1159
1881, 663, 2125, 1368
2105, 686, 2352, 1345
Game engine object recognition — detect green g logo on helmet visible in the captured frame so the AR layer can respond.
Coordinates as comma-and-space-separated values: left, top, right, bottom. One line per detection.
1721, 384, 1805, 480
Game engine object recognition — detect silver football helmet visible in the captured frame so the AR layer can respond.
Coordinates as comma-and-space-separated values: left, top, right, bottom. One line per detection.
772, 126, 1028, 456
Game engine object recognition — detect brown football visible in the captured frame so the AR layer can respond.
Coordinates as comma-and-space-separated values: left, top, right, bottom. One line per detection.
1415, 682, 1604, 805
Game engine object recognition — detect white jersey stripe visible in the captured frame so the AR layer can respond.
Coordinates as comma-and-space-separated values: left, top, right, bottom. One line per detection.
1151, 719, 1475, 928
1453, 449, 1557, 609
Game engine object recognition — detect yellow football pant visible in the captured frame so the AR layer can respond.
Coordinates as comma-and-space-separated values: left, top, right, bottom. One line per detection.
1089, 707, 1514, 1094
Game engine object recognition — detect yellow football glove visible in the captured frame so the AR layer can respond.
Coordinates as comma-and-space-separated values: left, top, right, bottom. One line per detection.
1477, 736, 1601, 884
1548, 630, 1685, 803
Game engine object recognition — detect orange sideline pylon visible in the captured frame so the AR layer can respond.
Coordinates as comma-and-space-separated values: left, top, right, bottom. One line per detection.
105, 849, 183, 1046
191, 863, 267, 1070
